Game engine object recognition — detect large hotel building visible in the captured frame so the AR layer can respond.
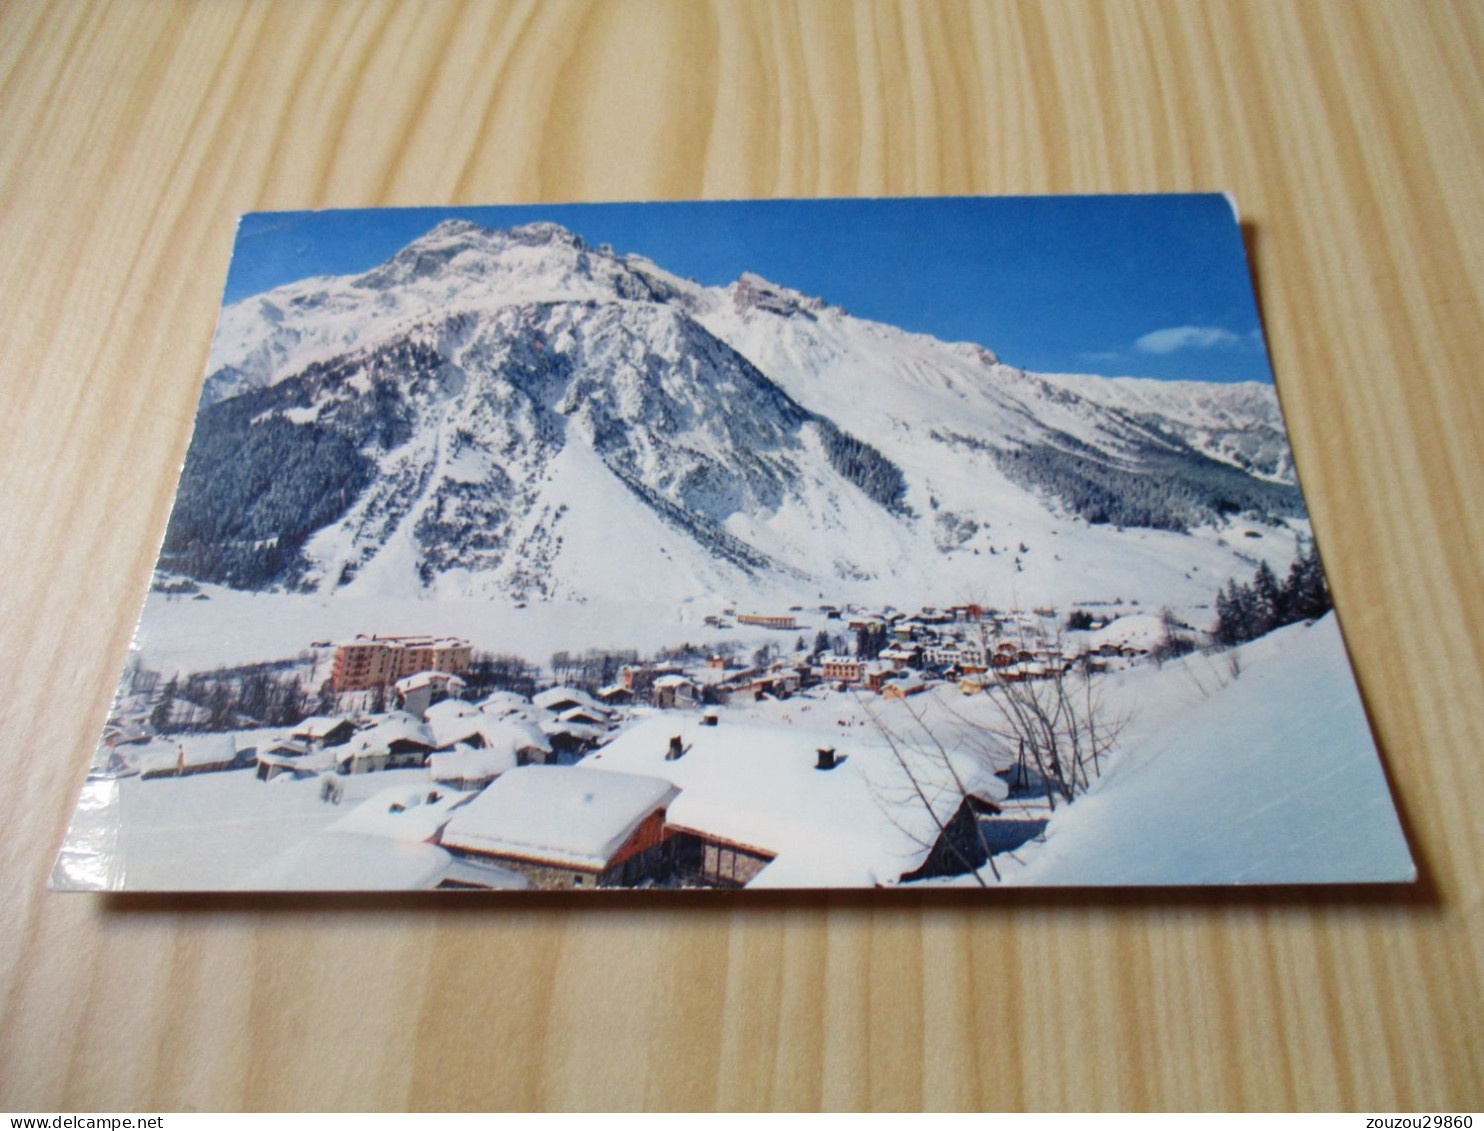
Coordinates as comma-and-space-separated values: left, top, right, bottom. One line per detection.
330, 634, 474, 692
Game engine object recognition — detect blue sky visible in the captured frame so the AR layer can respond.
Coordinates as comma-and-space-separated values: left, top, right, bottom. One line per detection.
226, 195, 1273, 384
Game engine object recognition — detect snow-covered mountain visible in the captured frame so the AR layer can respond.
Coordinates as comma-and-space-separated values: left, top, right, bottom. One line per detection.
162, 218, 1305, 607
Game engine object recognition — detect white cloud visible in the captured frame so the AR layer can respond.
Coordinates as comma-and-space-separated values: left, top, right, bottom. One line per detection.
1134, 325, 1245, 355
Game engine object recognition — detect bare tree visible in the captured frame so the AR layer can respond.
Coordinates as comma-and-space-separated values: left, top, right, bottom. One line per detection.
977, 655, 1123, 809
858, 693, 1004, 885
859, 610, 1128, 885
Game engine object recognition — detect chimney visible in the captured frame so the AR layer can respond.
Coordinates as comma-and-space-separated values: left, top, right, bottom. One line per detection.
666, 735, 685, 761
816, 746, 837, 771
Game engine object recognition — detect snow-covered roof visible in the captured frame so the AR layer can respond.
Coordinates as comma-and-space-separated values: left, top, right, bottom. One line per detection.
477, 690, 534, 715
329, 782, 476, 842
136, 733, 238, 773
424, 702, 527, 749
423, 698, 482, 725
583, 711, 1007, 889
440, 856, 531, 891
882, 674, 927, 694
1086, 615, 1166, 652
345, 717, 433, 755
292, 716, 350, 739
428, 745, 519, 785
557, 705, 611, 724
234, 834, 453, 891
441, 766, 679, 870
393, 670, 467, 695
1005, 661, 1049, 677
652, 674, 694, 690
539, 720, 604, 742
534, 682, 596, 709
256, 749, 333, 771
491, 718, 552, 754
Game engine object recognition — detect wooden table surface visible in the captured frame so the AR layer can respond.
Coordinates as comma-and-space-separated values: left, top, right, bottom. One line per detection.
2, 0, 1481, 1112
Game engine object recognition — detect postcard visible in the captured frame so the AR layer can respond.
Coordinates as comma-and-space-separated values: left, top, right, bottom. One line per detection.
52, 195, 1414, 891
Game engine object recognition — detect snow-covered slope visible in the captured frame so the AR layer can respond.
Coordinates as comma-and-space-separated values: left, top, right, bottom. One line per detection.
998, 615, 1414, 884
167, 218, 1309, 607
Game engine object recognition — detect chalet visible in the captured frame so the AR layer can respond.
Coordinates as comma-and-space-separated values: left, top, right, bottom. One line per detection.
428, 743, 518, 790
652, 674, 698, 709
862, 661, 896, 692
594, 684, 633, 706
393, 670, 467, 718
879, 674, 927, 700
335, 717, 435, 774
254, 738, 325, 782
899, 791, 1007, 882
879, 646, 919, 670
614, 661, 682, 697
723, 668, 801, 703
425, 704, 554, 766
999, 660, 1050, 684
620, 664, 656, 693
498, 719, 555, 765
557, 705, 611, 727
695, 660, 753, 690
438, 766, 680, 889
291, 716, 355, 749
328, 782, 472, 843
584, 714, 1010, 889
423, 697, 485, 741
477, 690, 536, 717
666, 827, 777, 889
540, 719, 606, 757
138, 734, 251, 779
533, 686, 612, 718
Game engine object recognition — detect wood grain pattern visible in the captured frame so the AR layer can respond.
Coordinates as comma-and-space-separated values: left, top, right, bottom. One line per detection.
1, 0, 1481, 1111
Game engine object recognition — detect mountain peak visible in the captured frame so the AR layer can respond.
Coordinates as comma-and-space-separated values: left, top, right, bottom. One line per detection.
729, 272, 832, 318
505, 221, 585, 250
351, 218, 594, 293
949, 341, 1000, 367
422, 217, 487, 240
390, 218, 587, 261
